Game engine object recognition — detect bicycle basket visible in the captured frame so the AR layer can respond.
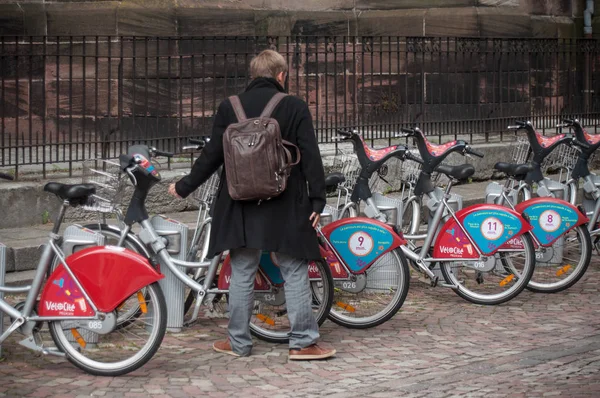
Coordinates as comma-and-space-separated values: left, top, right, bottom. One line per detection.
510, 136, 532, 164
194, 170, 221, 207
81, 159, 125, 213
399, 157, 422, 186
331, 149, 361, 191
542, 143, 579, 172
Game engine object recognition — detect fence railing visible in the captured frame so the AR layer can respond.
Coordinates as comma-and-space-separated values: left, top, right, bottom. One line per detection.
1, 35, 600, 178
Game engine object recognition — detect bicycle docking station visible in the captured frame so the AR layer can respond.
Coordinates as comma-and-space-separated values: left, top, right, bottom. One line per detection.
62, 225, 105, 347
151, 215, 189, 333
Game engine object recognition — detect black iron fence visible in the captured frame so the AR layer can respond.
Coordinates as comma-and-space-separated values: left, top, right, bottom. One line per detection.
1, 35, 600, 178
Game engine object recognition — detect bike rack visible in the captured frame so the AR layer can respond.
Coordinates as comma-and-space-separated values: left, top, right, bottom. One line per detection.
151, 215, 189, 333
0, 243, 6, 359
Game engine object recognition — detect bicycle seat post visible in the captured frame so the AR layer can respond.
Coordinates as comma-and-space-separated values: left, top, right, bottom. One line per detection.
443, 179, 454, 196
51, 201, 70, 237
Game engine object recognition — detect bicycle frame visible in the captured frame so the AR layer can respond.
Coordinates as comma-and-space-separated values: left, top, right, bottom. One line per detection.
399, 180, 533, 285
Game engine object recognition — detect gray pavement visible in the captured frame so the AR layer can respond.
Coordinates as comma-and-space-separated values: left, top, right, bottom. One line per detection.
1, 254, 600, 397
1, 178, 600, 396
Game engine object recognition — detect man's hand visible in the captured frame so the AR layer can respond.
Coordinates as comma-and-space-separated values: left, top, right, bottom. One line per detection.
309, 212, 320, 228
168, 183, 181, 199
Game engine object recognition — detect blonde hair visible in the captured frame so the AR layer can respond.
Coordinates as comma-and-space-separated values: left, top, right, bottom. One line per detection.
250, 50, 288, 79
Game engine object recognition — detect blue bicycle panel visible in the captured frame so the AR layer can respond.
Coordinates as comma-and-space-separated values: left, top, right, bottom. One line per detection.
329, 223, 395, 273
258, 252, 285, 285
463, 210, 524, 254
522, 202, 579, 245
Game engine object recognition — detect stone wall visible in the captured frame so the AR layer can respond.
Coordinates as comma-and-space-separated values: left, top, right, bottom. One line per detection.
0, 0, 591, 39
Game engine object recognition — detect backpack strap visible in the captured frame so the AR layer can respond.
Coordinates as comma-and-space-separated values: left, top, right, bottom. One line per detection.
282, 140, 301, 168
229, 95, 247, 122
260, 92, 287, 118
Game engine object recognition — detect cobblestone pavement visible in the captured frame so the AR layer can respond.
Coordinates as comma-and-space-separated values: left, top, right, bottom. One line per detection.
2, 260, 600, 398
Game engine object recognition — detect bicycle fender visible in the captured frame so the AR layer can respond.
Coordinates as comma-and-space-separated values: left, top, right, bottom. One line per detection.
513, 197, 588, 246
38, 246, 163, 316
434, 204, 532, 258
82, 223, 152, 259
320, 217, 406, 274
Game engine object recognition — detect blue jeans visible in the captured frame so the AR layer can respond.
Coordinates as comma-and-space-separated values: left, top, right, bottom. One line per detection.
227, 248, 320, 356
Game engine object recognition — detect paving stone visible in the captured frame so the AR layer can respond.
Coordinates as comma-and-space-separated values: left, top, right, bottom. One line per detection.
3, 254, 600, 396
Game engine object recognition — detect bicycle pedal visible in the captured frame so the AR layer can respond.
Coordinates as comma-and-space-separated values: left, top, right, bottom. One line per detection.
430, 276, 439, 287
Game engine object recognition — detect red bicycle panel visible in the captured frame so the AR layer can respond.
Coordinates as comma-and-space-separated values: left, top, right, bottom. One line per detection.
217, 255, 272, 291
433, 204, 532, 258
316, 244, 350, 279
39, 246, 163, 315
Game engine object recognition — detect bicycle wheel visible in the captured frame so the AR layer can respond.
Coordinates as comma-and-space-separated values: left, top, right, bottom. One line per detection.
439, 232, 536, 305
49, 281, 167, 377
186, 218, 212, 262
249, 259, 334, 343
82, 224, 150, 327
527, 225, 592, 293
327, 249, 410, 329
401, 197, 421, 234
337, 203, 358, 220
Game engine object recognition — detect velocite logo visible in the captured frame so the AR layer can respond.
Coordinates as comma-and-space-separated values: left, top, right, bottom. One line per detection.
45, 301, 76, 313
439, 246, 463, 255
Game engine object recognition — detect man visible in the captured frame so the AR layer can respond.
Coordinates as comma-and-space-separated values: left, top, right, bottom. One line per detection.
169, 49, 335, 360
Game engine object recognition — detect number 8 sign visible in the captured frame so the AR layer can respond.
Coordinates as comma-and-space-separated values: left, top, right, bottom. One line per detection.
539, 210, 561, 232
480, 217, 504, 241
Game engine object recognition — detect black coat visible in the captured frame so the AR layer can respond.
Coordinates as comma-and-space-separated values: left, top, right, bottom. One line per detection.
175, 77, 326, 260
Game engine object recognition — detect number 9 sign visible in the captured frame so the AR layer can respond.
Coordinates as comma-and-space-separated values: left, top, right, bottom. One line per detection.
349, 232, 374, 256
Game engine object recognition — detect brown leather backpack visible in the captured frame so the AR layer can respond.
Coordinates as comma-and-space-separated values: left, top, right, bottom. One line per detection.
223, 93, 300, 201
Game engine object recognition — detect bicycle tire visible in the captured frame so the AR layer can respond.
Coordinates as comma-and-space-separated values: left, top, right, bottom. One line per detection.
439, 232, 536, 305
526, 225, 592, 293
49, 281, 167, 377
249, 259, 334, 343
338, 203, 358, 220
402, 197, 421, 235
327, 248, 410, 329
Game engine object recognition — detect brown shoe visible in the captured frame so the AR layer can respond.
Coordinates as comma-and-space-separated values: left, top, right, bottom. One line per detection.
289, 344, 336, 360
213, 340, 241, 357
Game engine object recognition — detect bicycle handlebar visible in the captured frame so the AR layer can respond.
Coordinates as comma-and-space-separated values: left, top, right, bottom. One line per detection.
570, 135, 591, 151
404, 151, 424, 164
189, 138, 206, 146
151, 148, 174, 158
182, 138, 207, 151
465, 146, 484, 158
332, 128, 356, 141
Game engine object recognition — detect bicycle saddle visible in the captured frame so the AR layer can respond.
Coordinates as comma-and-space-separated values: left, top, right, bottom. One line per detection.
494, 162, 534, 181
324, 172, 345, 188
435, 164, 475, 181
44, 182, 96, 202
